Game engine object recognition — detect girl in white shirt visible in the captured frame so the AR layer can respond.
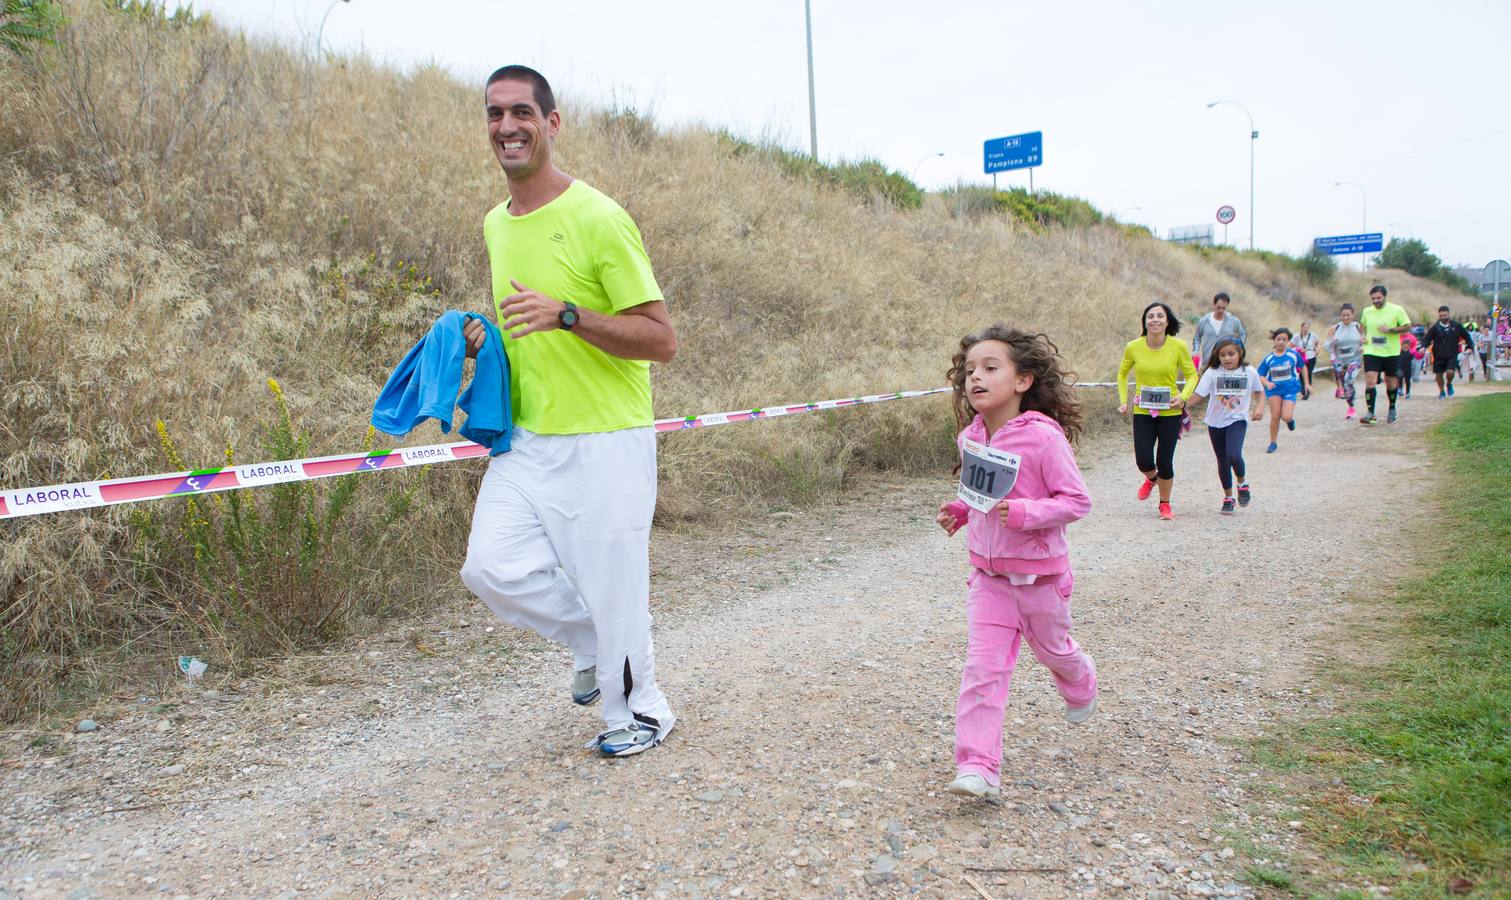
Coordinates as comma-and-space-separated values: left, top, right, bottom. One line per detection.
1186, 337, 1266, 515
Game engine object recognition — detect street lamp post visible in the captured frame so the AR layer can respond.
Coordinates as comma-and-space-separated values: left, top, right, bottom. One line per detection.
804, 0, 818, 159
317, 0, 350, 55
911, 152, 943, 184
1333, 181, 1368, 272
1206, 100, 1256, 251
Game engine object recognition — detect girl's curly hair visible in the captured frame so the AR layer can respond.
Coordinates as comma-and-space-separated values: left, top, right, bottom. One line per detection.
946, 324, 1084, 444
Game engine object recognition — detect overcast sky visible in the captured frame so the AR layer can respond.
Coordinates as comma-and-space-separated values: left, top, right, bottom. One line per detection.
193, 0, 1510, 268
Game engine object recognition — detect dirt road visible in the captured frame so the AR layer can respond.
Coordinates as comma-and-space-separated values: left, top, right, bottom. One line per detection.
2, 384, 1480, 898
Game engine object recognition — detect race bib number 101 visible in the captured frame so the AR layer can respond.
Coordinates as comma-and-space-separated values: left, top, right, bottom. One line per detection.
957, 439, 1021, 513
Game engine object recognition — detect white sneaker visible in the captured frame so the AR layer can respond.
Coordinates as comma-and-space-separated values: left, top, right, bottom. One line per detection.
946, 773, 1000, 800
588, 713, 676, 758
571, 666, 600, 706
1064, 696, 1097, 725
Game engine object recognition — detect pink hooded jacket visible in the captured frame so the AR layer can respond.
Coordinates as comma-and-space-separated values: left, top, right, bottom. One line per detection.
944, 411, 1091, 577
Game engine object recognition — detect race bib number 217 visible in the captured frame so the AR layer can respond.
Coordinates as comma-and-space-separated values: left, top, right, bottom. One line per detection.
957, 439, 1022, 513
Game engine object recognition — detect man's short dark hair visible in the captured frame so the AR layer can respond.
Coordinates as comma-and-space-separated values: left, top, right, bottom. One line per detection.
1370, 284, 1387, 297
486, 65, 556, 116
1213, 292, 1230, 304
1438, 305, 1450, 313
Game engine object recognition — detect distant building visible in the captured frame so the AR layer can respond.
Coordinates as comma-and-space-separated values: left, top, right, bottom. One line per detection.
1167, 224, 1214, 246
1452, 263, 1511, 298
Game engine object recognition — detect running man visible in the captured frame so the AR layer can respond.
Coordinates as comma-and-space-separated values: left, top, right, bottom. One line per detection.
1357, 284, 1411, 425
460, 65, 678, 757
1422, 306, 1476, 398
1192, 292, 1247, 370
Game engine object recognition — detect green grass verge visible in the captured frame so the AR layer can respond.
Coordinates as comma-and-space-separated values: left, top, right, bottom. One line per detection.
1256, 392, 1511, 898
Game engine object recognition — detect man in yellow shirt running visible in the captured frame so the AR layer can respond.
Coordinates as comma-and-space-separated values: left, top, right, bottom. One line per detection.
1357, 284, 1412, 425
461, 66, 678, 757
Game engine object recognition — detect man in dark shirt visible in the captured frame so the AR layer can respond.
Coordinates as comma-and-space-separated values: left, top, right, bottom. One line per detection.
1422, 306, 1476, 398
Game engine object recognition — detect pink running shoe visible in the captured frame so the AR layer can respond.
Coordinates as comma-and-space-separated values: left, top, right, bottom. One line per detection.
1334, 387, 1343, 399
1137, 478, 1155, 501
1158, 502, 1174, 520
1346, 406, 1357, 419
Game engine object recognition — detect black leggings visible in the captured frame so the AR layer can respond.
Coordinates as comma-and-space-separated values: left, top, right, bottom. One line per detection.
1133, 413, 1182, 481
1207, 421, 1247, 490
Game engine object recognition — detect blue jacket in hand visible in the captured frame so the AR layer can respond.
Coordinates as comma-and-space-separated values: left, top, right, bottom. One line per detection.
371, 311, 512, 455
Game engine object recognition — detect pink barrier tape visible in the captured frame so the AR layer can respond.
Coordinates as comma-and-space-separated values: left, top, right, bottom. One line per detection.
1, 388, 951, 520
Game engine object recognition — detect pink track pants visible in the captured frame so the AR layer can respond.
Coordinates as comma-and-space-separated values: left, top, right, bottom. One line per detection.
955, 569, 1097, 786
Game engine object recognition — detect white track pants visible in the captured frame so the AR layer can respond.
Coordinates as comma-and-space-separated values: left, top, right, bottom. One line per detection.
460, 427, 673, 732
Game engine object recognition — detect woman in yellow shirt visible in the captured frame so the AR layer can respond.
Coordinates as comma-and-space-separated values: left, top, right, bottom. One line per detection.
1117, 302, 1199, 520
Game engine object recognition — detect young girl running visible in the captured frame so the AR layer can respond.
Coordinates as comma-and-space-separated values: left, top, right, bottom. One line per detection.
1186, 337, 1265, 515
935, 326, 1097, 801
1257, 328, 1304, 453
1325, 304, 1364, 418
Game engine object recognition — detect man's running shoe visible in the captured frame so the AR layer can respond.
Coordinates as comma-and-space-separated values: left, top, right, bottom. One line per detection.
1136, 478, 1155, 501
1447, 384, 1455, 397
1221, 497, 1236, 516
1236, 484, 1251, 507
571, 666, 600, 706
1158, 502, 1174, 521
1387, 408, 1398, 424
946, 773, 1000, 800
591, 714, 675, 758
1439, 391, 1447, 400
1286, 418, 1296, 432
1266, 442, 1278, 453
1346, 406, 1356, 419
1360, 414, 1377, 426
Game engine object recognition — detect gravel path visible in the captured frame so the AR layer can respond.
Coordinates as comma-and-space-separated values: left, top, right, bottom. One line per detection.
2, 385, 1478, 898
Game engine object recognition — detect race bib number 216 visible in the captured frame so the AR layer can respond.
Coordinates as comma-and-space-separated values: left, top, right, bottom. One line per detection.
957, 439, 1021, 513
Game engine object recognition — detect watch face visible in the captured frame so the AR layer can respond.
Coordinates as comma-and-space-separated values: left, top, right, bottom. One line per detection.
560, 308, 579, 328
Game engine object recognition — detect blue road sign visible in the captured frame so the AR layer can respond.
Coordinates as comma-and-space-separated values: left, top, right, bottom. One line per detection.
1314, 233, 1384, 255
984, 132, 1043, 174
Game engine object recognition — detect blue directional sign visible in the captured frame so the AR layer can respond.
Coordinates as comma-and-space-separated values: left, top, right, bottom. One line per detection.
1314, 233, 1384, 255
984, 131, 1043, 174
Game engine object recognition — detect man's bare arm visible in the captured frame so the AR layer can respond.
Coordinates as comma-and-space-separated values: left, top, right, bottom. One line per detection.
466, 279, 677, 363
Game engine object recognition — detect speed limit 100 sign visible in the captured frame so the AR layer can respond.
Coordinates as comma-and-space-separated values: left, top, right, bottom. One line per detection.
1216, 205, 1236, 225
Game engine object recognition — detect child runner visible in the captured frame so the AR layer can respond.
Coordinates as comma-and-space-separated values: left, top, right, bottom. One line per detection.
1256, 327, 1304, 453
1186, 337, 1265, 514
1398, 330, 1423, 399
1325, 304, 1364, 418
935, 325, 1096, 801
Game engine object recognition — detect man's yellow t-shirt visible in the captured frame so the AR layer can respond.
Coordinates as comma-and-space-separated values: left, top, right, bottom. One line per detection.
1359, 301, 1411, 357
484, 181, 664, 435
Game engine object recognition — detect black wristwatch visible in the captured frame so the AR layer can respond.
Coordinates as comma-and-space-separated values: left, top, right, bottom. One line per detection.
558, 301, 579, 331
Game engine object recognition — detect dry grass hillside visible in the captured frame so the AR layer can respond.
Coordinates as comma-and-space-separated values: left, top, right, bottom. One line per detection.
0, 3, 1477, 719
